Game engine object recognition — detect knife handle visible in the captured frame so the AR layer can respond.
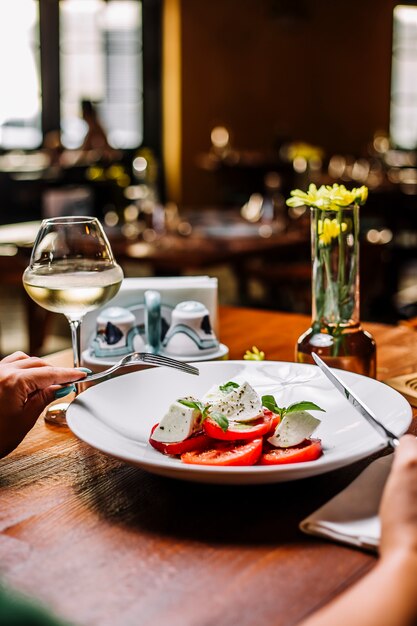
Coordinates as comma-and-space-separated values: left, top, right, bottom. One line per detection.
388, 435, 400, 449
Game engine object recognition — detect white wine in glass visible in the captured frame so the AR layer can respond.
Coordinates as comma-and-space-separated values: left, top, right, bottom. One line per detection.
23, 216, 124, 425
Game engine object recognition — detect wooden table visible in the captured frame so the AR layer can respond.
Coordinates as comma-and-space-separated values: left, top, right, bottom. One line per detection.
1, 307, 417, 626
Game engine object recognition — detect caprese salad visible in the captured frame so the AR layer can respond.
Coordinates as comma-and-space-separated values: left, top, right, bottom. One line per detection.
149, 380, 325, 466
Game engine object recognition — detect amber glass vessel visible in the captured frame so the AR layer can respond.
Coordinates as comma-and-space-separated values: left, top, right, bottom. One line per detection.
296, 205, 376, 377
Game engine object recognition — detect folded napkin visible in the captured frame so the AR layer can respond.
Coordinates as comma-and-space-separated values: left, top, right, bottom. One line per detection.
300, 454, 394, 551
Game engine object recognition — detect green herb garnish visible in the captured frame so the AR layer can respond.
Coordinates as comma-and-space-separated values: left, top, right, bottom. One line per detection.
178, 398, 209, 418
285, 401, 325, 414
261, 395, 283, 414
219, 381, 239, 393
261, 395, 325, 418
209, 411, 229, 432
178, 398, 229, 431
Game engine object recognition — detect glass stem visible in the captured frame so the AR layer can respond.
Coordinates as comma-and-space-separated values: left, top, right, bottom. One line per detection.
68, 318, 82, 368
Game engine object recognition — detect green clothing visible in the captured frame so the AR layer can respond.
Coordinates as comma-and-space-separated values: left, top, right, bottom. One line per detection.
0, 586, 69, 626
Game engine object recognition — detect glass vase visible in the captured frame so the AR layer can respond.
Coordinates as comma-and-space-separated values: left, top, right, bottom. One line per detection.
296, 204, 376, 377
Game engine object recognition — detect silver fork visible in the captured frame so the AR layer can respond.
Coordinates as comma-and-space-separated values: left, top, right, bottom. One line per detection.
68, 352, 199, 386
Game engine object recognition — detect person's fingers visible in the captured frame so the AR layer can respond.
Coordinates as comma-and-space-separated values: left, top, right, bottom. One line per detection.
4, 356, 50, 369
31, 367, 88, 388
393, 435, 417, 469
1, 351, 30, 363
8, 366, 88, 395
399, 434, 417, 448
379, 435, 417, 557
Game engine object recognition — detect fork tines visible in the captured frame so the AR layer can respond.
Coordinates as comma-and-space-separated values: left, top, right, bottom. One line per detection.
140, 352, 199, 375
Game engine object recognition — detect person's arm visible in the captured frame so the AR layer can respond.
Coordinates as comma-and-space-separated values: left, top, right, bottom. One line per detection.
300, 435, 417, 626
0, 351, 87, 458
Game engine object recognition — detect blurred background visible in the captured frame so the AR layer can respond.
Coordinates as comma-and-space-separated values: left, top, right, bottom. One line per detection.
1, 0, 417, 355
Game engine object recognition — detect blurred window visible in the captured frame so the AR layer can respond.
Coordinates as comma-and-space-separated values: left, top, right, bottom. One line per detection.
390, 5, 417, 149
0, 0, 145, 151
60, 0, 143, 149
0, 0, 42, 149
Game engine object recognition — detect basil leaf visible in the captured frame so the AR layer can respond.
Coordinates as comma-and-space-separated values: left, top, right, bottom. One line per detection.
209, 411, 229, 432
285, 401, 325, 414
178, 398, 205, 413
261, 395, 283, 414
229, 422, 252, 430
219, 381, 239, 393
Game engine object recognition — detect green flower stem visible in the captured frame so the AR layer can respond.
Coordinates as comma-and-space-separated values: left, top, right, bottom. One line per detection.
314, 208, 320, 260
332, 325, 343, 357
349, 203, 359, 290
337, 209, 345, 298
321, 247, 340, 322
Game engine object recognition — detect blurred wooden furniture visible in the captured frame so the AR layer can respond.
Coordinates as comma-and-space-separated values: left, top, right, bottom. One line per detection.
1, 306, 416, 626
109, 223, 308, 275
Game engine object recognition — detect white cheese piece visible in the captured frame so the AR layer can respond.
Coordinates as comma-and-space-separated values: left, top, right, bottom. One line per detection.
202, 381, 262, 422
267, 411, 321, 448
151, 397, 201, 443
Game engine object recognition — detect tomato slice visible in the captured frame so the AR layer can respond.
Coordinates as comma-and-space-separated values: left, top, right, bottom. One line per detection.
260, 439, 323, 465
149, 423, 211, 456
263, 408, 281, 434
203, 409, 273, 441
181, 438, 263, 466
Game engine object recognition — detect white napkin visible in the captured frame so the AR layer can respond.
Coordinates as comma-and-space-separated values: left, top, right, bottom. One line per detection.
300, 454, 394, 551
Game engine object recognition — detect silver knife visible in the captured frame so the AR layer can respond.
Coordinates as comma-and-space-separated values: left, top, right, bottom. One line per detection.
312, 352, 400, 449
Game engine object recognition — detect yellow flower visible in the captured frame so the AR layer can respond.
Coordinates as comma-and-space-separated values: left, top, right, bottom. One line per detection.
352, 185, 368, 204
286, 183, 330, 209
286, 184, 368, 210
318, 218, 347, 246
328, 184, 355, 207
243, 346, 265, 361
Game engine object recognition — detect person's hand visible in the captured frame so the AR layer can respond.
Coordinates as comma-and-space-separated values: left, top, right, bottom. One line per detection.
300, 435, 417, 626
379, 435, 417, 563
0, 351, 87, 458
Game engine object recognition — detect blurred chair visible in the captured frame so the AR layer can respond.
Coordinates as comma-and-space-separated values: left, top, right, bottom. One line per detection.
0, 250, 50, 357
244, 257, 312, 313
42, 186, 93, 218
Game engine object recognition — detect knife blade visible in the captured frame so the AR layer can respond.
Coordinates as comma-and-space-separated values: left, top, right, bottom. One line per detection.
311, 352, 400, 449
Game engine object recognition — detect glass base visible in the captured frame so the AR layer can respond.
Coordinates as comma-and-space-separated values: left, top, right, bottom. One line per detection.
44, 401, 71, 426
296, 324, 376, 378
43, 391, 76, 427
44, 402, 69, 426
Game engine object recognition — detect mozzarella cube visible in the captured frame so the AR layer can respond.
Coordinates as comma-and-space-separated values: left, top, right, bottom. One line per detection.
202, 381, 262, 422
268, 411, 321, 448
151, 398, 201, 443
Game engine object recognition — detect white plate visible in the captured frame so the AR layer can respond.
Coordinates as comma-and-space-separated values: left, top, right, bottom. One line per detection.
66, 361, 412, 485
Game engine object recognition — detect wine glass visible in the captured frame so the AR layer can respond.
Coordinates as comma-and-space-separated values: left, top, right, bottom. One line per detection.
23, 216, 124, 425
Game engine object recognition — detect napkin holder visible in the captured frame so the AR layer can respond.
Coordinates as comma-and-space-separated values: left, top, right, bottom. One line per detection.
81, 275, 219, 354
